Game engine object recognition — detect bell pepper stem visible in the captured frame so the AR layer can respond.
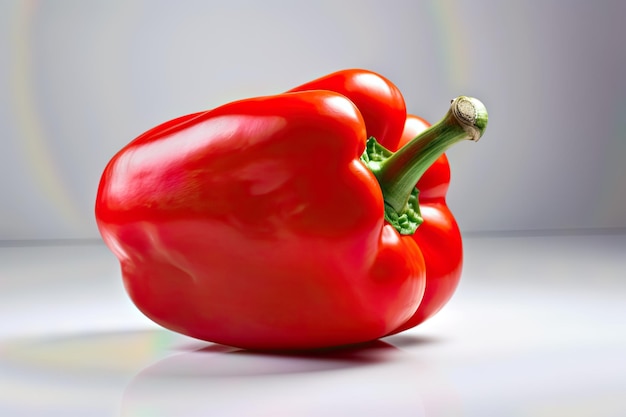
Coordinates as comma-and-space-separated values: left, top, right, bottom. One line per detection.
362, 96, 488, 235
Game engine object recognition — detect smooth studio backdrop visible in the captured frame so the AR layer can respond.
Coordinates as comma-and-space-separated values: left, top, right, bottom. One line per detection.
1, 0, 625, 241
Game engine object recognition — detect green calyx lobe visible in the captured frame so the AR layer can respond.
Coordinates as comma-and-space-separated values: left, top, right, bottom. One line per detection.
361, 137, 423, 235
360, 96, 488, 236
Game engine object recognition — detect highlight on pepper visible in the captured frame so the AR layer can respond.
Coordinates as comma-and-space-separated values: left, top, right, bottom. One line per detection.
95, 69, 488, 350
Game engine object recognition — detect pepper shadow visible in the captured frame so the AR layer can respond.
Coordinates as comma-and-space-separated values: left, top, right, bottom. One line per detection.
119, 339, 404, 417
121, 333, 455, 417
382, 333, 444, 349
134, 338, 405, 379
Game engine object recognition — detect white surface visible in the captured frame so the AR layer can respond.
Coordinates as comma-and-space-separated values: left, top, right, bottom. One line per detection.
1, 233, 625, 416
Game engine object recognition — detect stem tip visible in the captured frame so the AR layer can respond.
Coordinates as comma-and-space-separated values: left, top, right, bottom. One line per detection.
451, 96, 488, 142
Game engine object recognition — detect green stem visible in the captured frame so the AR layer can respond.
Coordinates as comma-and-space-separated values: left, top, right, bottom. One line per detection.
362, 96, 488, 235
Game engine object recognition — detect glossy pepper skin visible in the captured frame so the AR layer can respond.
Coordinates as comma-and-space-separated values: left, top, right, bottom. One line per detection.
389, 116, 462, 334
289, 72, 463, 333
96, 69, 485, 350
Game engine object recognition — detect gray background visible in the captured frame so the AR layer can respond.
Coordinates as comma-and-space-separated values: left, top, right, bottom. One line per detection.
2, 0, 625, 241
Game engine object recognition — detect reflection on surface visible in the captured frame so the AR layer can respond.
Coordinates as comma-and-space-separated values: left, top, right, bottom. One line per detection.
130, 339, 401, 378
0, 329, 179, 415
121, 335, 459, 417
1, 329, 174, 375
0, 329, 459, 417
5, 234, 624, 415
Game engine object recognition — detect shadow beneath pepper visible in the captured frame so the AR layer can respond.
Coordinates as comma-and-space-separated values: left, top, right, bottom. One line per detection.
382, 333, 444, 349
121, 333, 456, 417
1, 327, 444, 381
119, 339, 399, 416
2, 328, 433, 379
0, 328, 454, 417
137, 338, 403, 379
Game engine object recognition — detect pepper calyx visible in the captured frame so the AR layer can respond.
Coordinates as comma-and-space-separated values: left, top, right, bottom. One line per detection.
361, 137, 423, 235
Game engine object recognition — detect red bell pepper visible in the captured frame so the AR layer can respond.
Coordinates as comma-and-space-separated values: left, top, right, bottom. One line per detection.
95, 69, 487, 350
